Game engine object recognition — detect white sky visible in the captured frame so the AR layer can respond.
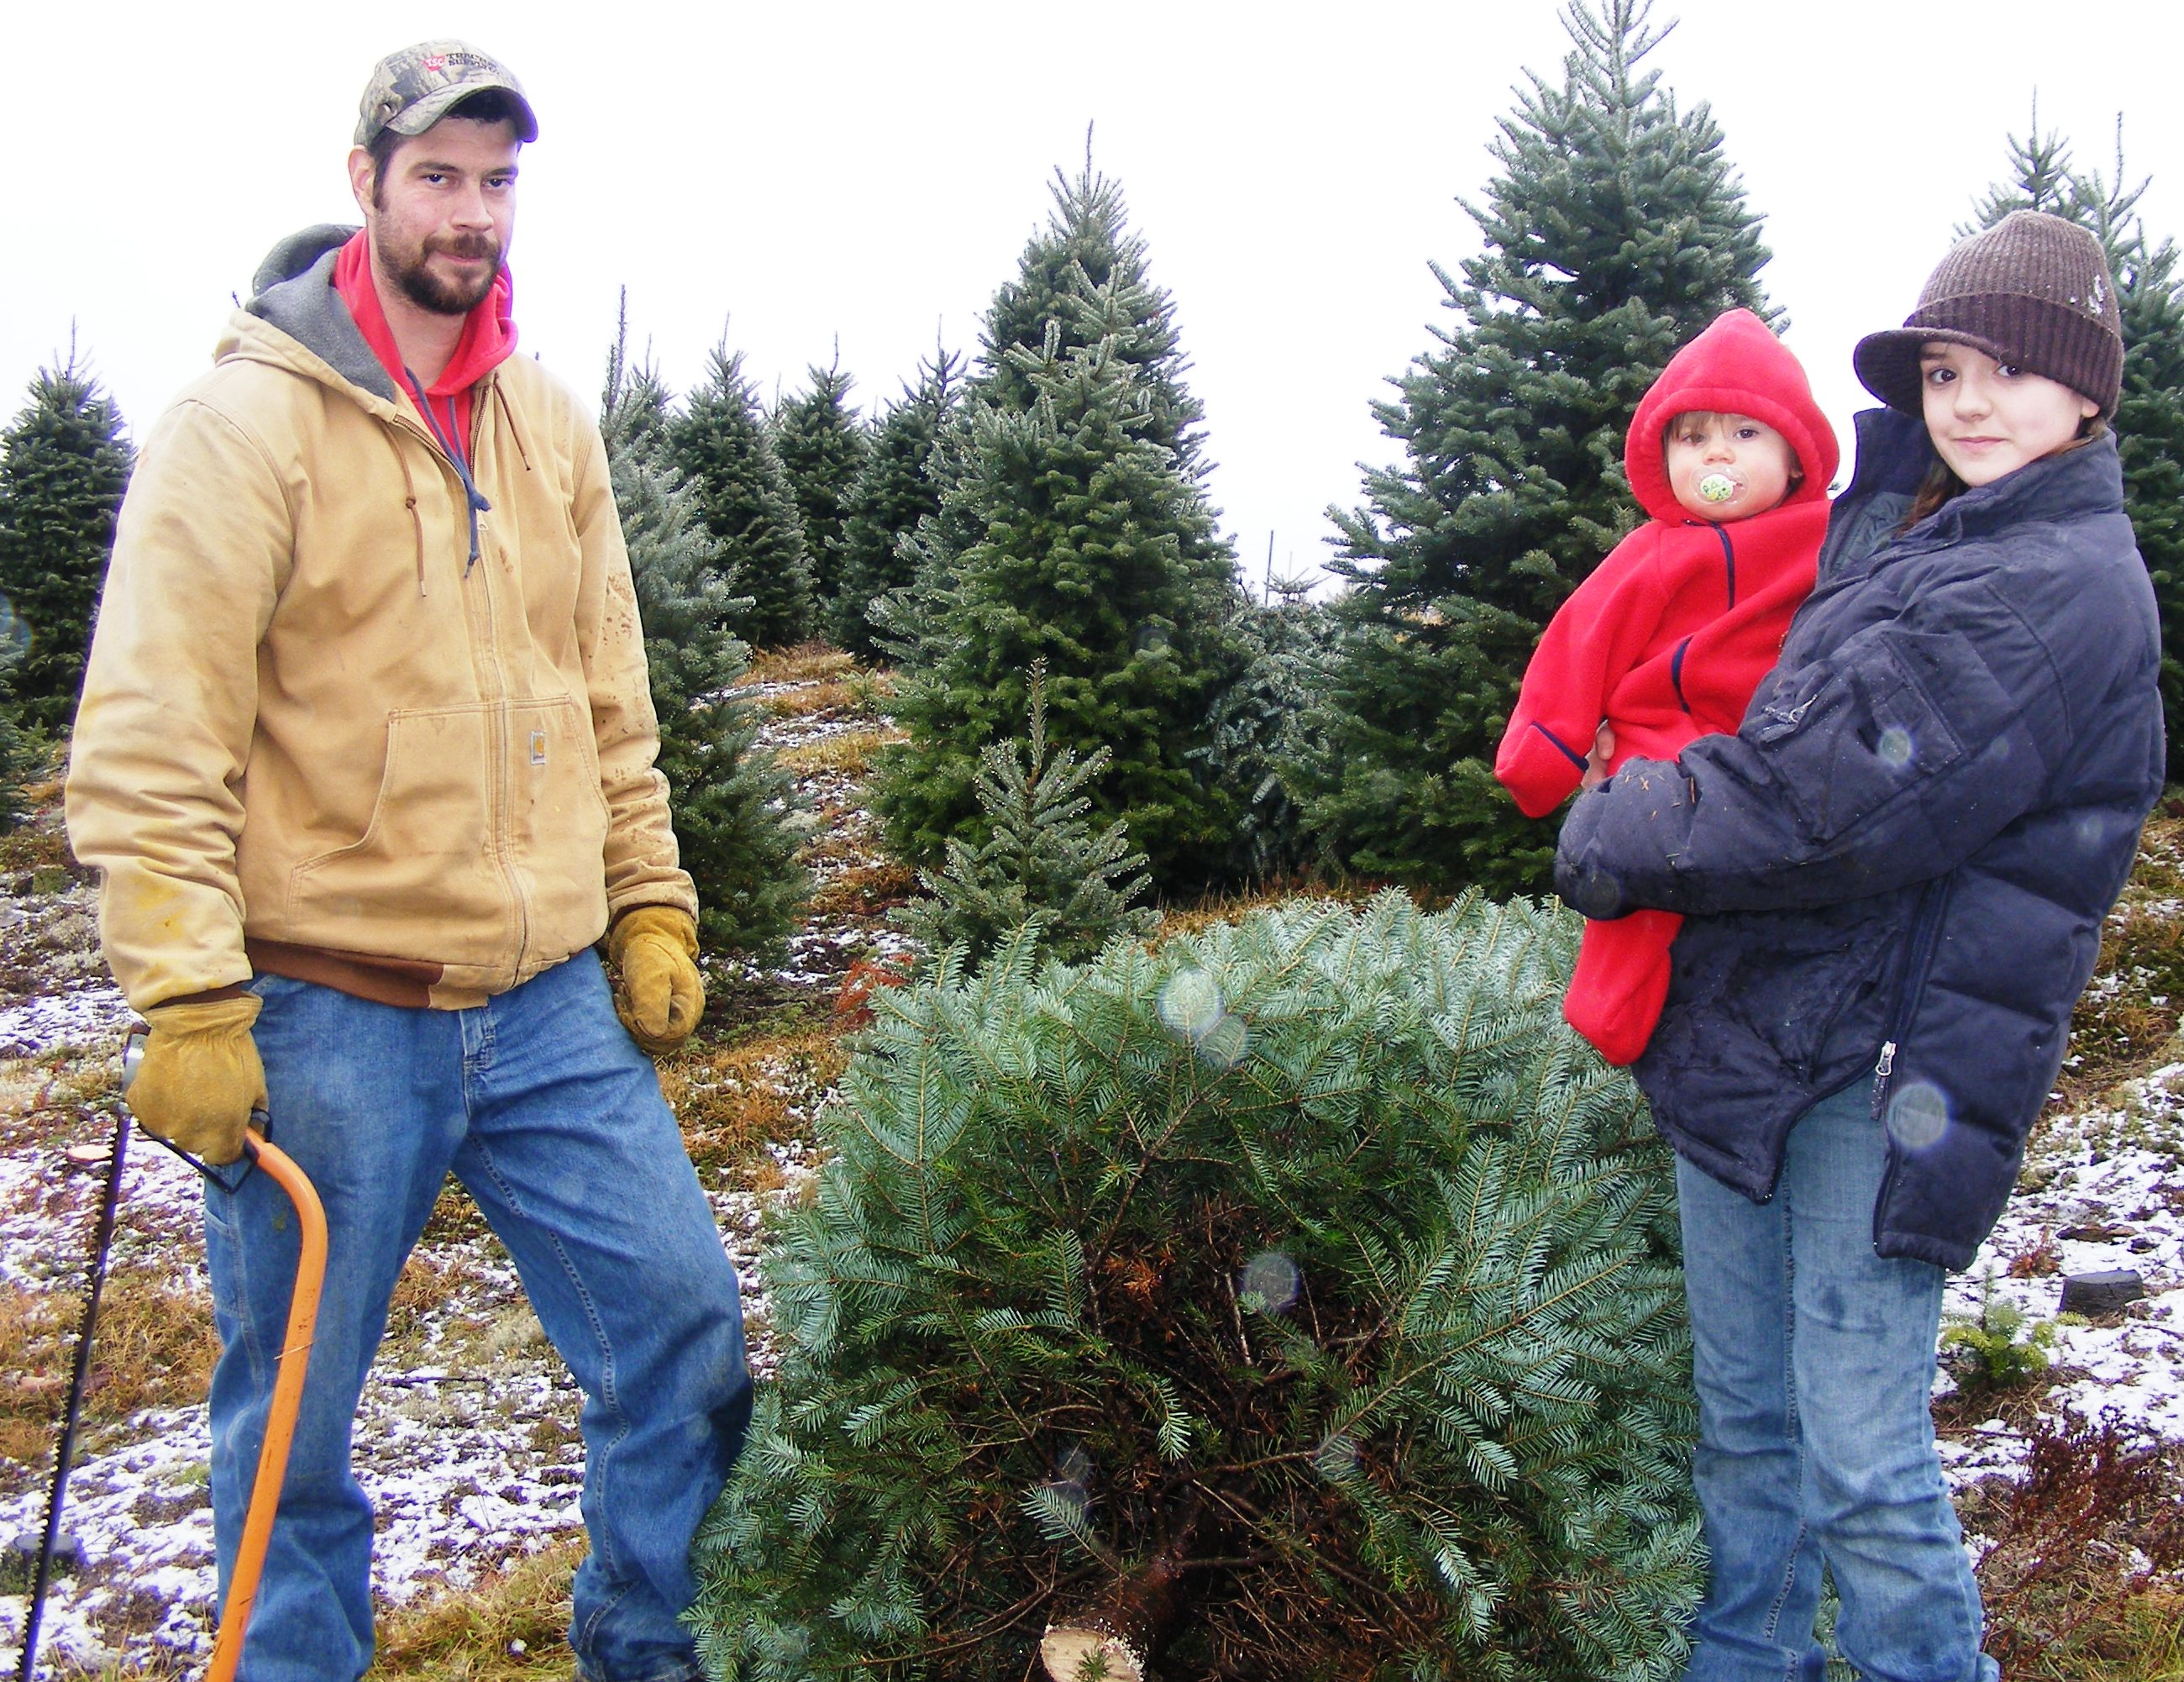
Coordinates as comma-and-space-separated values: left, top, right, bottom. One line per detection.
6, 2, 2181, 592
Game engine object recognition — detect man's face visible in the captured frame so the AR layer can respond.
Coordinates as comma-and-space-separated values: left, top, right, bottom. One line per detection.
349, 117, 519, 317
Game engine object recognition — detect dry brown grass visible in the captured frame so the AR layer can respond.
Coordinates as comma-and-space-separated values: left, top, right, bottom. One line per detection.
380, 1249, 491, 1359
759, 678, 855, 717
82, 1263, 221, 1427
778, 728, 893, 779
807, 860, 919, 922
0, 1280, 75, 1469
0, 1258, 219, 1481
746, 644, 860, 686
368, 1534, 585, 1679
658, 1023, 848, 1181
1152, 875, 1383, 942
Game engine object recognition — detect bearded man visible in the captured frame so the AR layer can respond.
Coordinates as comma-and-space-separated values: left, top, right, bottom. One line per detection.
66, 42, 748, 1682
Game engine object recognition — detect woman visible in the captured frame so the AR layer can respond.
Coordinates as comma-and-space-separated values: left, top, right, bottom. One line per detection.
1556, 211, 2164, 1682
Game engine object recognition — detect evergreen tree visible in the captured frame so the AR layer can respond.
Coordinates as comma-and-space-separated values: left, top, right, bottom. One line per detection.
0, 344, 133, 733
832, 345, 963, 658
670, 340, 816, 650
603, 313, 807, 962
891, 665, 1156, 970
1307, 0, 1770, 897
1971, 120, 2184, 780
771, 360, 870, 622
690, 892, 1700, 1681
876, 297, 1244, 893
875, 164, 1247, 894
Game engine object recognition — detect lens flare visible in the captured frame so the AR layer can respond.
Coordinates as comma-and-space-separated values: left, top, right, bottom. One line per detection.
1885, 1080, 1950, 1151
1239, 1250, 1299, 1314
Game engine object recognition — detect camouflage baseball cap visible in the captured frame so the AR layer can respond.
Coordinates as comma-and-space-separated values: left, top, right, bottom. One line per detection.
354, 40, 538, 147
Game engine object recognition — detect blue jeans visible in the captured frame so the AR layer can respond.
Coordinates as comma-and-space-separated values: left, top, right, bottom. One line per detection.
202, 951, 750, 1682
1675, 1081, 1998, 1682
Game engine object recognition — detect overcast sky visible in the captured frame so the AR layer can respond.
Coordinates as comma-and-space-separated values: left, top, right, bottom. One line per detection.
6, 2, 2180, 592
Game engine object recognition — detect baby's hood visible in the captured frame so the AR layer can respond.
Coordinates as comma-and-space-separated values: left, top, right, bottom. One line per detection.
1625, 308, 1840, 523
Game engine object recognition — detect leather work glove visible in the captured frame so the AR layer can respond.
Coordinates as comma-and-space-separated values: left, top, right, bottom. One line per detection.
128, 995, 267, 1166
608, 906, 705, 1055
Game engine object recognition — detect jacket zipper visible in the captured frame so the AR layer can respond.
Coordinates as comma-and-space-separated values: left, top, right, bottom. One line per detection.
1870, 876, 1953, 1247
392, 393, 528, 981
1669, 638, 1693, 713
1714, 523, 1736, 608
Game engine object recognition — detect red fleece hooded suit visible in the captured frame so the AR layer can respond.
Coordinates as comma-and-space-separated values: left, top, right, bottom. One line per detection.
1495, 309, 1840, 1064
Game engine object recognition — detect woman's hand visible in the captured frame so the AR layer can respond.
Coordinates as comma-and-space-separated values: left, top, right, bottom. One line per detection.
1580, 723, 1616, 791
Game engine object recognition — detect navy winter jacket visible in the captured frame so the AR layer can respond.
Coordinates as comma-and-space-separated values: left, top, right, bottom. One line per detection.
1555, 408, 2163, 1269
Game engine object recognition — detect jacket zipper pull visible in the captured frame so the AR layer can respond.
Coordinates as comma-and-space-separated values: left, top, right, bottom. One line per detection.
1871, 1038, 1897, 1122
1876, 1040, 1895, 1078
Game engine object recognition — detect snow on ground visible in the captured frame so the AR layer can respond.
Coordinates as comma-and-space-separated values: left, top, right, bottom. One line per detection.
1936, 1060, 2184, 1494
0, 680, 2176, 1673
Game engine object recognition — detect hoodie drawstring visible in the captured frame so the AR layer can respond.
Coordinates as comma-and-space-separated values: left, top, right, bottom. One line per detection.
403, 369, 491, 574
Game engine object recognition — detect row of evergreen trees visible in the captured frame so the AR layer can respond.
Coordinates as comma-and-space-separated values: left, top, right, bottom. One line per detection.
632, 0, 2184, 942
4, 0, 2180, 953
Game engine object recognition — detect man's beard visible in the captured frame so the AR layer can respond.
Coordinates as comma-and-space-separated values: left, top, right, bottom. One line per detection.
385, 232, 502, 317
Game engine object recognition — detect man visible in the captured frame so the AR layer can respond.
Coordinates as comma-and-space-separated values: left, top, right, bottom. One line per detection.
66, 42, 748, 1682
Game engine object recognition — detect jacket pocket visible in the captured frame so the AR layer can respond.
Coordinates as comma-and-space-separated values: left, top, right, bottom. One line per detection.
1748, 633, 1970, 843
286, 705, 507, 964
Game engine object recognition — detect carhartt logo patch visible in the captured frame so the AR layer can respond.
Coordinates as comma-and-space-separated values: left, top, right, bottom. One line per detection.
530, 731, 547, 766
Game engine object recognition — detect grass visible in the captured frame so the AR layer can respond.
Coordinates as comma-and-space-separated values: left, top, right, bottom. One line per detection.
14, 669, 2184, 1679
0, 1255, 219, 1485
807, 859, 918, 922
776, 727, 894, 779
658, 1022, 849, 1183
745, 644, 862, 686
365, 1536, 587, 1679
2055, 807, 2184, 1100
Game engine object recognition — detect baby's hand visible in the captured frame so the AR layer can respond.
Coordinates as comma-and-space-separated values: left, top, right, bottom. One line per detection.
1580, 723, 1615, 791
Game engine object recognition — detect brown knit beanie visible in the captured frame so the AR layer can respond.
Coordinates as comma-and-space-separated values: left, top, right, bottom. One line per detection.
1854, 210, 2124, 418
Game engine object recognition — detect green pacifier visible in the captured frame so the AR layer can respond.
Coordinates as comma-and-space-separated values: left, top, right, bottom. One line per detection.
1698, 473, 1737, 503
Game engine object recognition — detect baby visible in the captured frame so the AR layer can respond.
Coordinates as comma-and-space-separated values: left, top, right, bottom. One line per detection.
1496, 308, 1839, 1063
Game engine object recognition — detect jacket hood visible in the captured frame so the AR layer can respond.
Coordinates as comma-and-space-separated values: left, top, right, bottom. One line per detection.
243, 223, 399, 404
1626, 309, 1840, 523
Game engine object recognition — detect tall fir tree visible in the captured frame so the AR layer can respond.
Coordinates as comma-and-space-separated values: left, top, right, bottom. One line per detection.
1970, 120, 2184, 780
1305, 0, 1770, 897
603, 313, 807, 963
0, 344, 133, 733
771, 360, 870, 625
831, 345, 963, 658
670, 340, 816, 650
875, 163, 1246, 894
875, 291, 1245, 893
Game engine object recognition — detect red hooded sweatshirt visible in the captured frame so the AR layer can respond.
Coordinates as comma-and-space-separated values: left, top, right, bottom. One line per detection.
1495, 309, 1840, 817
333, 229, 517, 466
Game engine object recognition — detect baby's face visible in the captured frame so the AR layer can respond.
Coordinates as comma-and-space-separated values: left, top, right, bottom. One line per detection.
1665, 412, 1799, 523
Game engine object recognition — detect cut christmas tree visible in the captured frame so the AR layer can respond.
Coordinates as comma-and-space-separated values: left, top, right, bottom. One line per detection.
691, 893, 1699, 1681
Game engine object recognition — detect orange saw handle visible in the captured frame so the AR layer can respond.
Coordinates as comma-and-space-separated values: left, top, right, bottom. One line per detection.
205, 1127, 326, 1682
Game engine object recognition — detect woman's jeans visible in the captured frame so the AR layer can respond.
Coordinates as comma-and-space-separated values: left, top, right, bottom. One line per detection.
202, 951, 751, 1682
1675, 1081, 1999, 1682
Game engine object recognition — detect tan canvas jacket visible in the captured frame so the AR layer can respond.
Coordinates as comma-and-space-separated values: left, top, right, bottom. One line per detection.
66, 235, 696, 1012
